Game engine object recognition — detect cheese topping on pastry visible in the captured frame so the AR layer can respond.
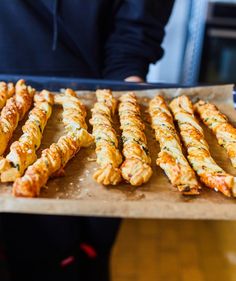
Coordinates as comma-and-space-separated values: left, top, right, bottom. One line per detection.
13, 89, 93, 197
0, 90, 53, 182
0, 79, 35, 156
149, 94, 200, 195
90, 89, 122, 185
170, 95, 236, 197
119, 92, 152, 186
195, 100, 236, 169
0, 82, 15, 109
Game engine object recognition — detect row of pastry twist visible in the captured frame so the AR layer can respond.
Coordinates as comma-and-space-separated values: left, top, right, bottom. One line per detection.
13, 89, 93, 197
0, 81, 235, 198
92, 90, 236, 198
152, 93, 236, 197
91, 90, 152, 187
0, 80, 93, 197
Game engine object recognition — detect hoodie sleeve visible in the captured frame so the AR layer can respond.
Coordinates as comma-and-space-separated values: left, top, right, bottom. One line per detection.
102, 0, 174, 80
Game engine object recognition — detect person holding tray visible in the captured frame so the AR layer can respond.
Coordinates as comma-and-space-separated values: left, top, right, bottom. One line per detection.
0, 0, 174, 280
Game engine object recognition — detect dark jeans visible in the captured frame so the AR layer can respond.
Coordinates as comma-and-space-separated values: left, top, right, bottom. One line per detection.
0, 214, 121, 281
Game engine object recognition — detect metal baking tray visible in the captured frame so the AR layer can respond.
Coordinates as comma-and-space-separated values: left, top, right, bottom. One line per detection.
0, 75, 235, 220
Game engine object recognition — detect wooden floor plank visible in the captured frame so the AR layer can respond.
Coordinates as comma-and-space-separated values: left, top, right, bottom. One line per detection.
112, 219, 236, 281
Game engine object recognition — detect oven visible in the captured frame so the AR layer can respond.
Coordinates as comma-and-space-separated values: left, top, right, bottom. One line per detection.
199, 1, 236, 84
181, 0, 236, 85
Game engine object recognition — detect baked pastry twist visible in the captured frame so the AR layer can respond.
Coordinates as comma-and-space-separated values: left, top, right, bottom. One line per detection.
170, 95, 236, 197
0, 79, 35, 156
0, 82, 15, 109
149, 95, 200, 195
54, 89, 93, 147
13, 89, 93, 197
119, 92, 152, 186
0, 90, 53, 182
90, 89, 122, 185
195, 100, 236, 168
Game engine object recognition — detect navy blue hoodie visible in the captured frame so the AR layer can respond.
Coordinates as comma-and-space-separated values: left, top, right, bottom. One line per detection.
0, 0, 174, 80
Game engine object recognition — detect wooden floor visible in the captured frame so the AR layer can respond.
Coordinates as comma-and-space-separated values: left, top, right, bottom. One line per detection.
111, 219, 236, 281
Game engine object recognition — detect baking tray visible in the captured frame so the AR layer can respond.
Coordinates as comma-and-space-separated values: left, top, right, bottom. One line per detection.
0, 75, 236, 220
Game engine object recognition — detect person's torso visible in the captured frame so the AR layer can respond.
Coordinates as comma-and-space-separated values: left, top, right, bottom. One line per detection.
0, 0, 117, 78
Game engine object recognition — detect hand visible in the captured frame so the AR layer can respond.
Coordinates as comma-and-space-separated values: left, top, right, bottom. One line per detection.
124, 76, 144, 83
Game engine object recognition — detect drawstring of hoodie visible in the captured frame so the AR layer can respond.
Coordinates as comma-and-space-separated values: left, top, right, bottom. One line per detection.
52, 0, 58, 51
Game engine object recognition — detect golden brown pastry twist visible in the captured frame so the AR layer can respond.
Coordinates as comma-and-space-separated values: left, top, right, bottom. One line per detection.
0, 82, 15, 109
119, 92, 152, 186
195, 100, 236, 168
170, 95, 236, 197
54, 89, 93, 147
149, 95, 200, 195
0, 90, 53, 182
90, 89, 122, 185
0, 79, 35, 156
13, 89, 93, 197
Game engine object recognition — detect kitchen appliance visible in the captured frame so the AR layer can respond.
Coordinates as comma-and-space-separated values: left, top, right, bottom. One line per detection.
182, 0, 236, 84
199, 1, 236, 83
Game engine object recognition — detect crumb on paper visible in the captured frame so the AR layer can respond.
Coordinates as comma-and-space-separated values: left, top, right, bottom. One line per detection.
87, 192, 92, 197
136, 193, 146, 200
225, 252, 236, 265
138, 97, 149, 104
79, 178, 84, 182
214, 188, 219, 192
142, 97, 149, 103
125, 191, 146, 201
87, 157, 96, 162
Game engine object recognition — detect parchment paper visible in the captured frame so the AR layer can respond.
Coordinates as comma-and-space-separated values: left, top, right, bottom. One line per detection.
0, 84, 235, 220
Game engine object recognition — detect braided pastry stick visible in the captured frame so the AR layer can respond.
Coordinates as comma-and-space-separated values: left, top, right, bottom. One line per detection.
54, 89, 93, 147
149, 95, 200, 195
119, 92, 152, 186
0, 82, 15, 109
13, 89, 93, 197
90, 90, 122, 185
0, 79, 35, 156
170, 95, 236, 197
195, 100, 236, 168
0, 90, 53, 182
